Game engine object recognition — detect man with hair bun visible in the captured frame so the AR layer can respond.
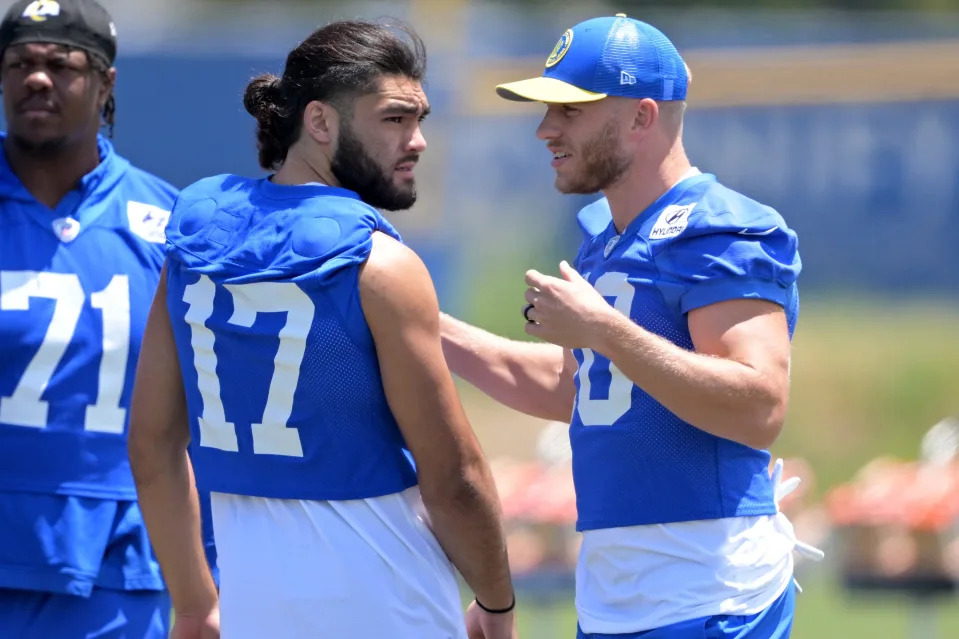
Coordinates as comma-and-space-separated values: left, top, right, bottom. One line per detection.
128, 19, 517, 639
0, 0, 216, 637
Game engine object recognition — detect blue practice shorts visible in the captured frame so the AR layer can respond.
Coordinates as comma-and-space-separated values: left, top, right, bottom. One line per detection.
577, 582, 794, 639
0, 586, 170, 639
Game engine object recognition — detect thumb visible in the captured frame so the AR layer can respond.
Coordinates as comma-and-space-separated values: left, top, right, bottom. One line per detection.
559, 260, 583, 282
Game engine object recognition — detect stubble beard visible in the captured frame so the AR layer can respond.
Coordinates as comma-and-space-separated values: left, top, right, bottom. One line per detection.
555, 119, 631, 195
9, 132, 70, 158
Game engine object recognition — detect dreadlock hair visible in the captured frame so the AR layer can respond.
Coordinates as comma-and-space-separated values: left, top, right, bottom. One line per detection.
86, 50, 115, 138
243, 19, 427, 171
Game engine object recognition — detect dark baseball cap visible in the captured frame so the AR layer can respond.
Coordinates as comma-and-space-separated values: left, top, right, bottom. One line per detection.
0, 0, 117, 65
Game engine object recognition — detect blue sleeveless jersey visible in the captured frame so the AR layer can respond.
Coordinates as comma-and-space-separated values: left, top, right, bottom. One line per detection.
570, 173, 801, 531
0, 135, 175, 500
165, 175, 418, 500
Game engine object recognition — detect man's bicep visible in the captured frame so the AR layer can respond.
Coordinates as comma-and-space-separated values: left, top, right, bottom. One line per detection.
687, 298, 791, 374
360, 238, 474, 479
374, 314, 465, 463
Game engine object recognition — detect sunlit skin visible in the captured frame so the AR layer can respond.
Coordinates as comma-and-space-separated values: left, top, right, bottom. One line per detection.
344, 75, 429, 196
536, 99, 633, 196
274, 74, 429, 211
535, 96, 691, 234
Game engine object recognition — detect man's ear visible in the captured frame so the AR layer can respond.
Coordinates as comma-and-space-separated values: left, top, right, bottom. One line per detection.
631, 98, 659, 132
98, 66, 116, 110
302, 100, 339, 146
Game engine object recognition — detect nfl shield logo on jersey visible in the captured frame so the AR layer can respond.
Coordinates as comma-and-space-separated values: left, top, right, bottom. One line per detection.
603, 234, 621, 258
127, 201, 171, 244
51, 216, 81, 242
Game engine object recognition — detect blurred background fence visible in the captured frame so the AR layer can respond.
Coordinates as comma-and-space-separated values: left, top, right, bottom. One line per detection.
5, 0, 958, 636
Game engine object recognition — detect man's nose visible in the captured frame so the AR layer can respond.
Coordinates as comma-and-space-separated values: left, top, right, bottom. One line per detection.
536, 112, 560, 141
24, 68, 54, 92
408, 124, 427, 153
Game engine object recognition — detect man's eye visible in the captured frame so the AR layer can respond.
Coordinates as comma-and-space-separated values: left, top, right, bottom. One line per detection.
384, 116, 403, 123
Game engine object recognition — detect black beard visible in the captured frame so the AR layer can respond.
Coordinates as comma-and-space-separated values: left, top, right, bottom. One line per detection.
9, 133, 70, 158
557, 119, 631, 195
330, 125, 416, 211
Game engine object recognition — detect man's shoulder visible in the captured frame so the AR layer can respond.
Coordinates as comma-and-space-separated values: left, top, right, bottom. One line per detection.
83, 159, 177, 246
116, 161, 179, 208
691, 180, 788, 232
166, 177, 390, 280
656, 179, 791, 243
178, 174, 245, 200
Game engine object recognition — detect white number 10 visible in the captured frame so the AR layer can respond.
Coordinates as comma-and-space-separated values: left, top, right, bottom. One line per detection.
0, 271, 130, 433
576, 271, 635, 426
182, 275, 313, 458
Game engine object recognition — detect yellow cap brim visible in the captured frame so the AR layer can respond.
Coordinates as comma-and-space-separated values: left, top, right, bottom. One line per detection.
495, 76, 607, 104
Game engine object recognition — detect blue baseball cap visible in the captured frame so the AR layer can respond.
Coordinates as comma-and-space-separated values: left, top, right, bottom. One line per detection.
496, 14, 688, 104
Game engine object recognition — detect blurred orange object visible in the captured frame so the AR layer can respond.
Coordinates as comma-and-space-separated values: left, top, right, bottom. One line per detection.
825, 459, 959, 531
826, 457, 959, 585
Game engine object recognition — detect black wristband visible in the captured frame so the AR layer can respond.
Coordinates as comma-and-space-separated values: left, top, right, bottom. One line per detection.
475, 594, 516, 614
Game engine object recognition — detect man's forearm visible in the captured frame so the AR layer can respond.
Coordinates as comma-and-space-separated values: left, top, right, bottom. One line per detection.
422, 462, 514, 610
596, 313, 785, 449
440, 313, 573, 421
133, 449, 217, 615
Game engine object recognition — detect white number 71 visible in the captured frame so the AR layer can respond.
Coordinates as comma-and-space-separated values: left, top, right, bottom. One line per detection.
1, 271, 130, 433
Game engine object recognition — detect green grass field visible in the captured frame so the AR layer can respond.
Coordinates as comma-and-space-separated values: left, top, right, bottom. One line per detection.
506, 574, 959, 639
455, 286, 959, 638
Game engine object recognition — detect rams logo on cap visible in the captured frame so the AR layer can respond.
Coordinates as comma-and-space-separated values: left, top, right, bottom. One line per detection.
545, 29, 573, 68
21, 0, 60, 22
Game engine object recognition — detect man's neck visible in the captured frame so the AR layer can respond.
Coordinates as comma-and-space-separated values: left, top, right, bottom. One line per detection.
603, 145, 693, 234
4, 136, 101, 209
272, 151, 337, 188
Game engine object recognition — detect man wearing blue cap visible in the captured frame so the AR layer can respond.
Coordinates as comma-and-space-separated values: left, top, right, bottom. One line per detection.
442, 14, 821, 639
0, 1, 216, 637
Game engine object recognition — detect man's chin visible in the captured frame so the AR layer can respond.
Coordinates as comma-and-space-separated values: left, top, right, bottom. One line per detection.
364, 186, 416, 212
383, 184, 417, 211
555, 178, 598, 196
378, 194, 416, 212
9, 132, 70, 156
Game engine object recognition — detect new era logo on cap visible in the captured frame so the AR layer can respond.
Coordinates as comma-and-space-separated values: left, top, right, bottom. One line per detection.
620, 71, 637, 86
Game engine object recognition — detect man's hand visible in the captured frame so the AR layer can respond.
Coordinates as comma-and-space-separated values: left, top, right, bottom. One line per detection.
170, 609, 220, 639
465, 600, 518, 639
524, 261, 615, 349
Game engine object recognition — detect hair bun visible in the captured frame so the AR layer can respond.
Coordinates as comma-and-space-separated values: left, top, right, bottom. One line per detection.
243, 73, 289, 170
243, 73, 282, 121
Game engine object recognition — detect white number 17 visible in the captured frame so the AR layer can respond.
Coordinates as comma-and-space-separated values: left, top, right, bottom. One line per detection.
182, 275, 313, 458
